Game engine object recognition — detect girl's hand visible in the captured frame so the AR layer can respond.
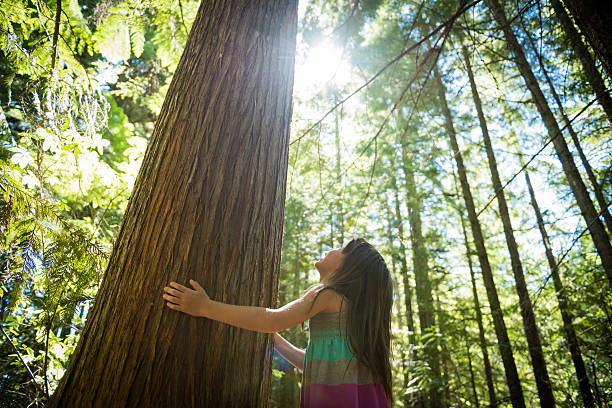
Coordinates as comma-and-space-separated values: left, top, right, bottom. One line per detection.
163, 280, 210, 317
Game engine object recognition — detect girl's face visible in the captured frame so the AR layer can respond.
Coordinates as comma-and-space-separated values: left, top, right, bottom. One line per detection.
315, 246, 346, 281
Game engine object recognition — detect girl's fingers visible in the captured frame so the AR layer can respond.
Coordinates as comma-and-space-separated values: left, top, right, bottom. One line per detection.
163, 294, 179, 303
164, 287, 183, 297
169, 282, 188, 292
189, 279, 203, 291
166, 302, 180, 310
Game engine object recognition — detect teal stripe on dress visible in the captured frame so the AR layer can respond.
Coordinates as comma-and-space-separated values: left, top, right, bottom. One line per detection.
304, 336, 354, 363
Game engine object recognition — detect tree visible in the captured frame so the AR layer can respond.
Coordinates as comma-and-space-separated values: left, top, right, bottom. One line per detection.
48, 0, 298, 406
561, 0, 612, 79
549, 0, 612, 123
486, 0, 612, 285
434, 62, 527, 408
462, 46, 556, 407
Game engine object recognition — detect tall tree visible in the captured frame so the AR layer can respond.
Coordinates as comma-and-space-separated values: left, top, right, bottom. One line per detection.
456, 199, 497, 408
561, 0, 612, 79
515, 146, 596, 408
401, 137, 443, 408
518, 23, 612, 235
461, 46, 556, 408
486, 0, 612, 285
49, 0, 298, 406
434, 62, 527, 408
549, 0, 612, 123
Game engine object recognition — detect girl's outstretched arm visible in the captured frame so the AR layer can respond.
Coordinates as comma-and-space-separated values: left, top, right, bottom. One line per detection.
162, 280, 329, 333
274, 333, 305, 371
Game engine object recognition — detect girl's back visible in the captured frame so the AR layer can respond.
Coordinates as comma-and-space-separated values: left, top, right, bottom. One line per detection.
301, 311, 390, 408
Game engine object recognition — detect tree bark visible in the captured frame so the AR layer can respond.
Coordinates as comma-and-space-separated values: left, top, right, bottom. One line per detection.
550, 0, 612, 123
486, 0, 612, 286
50, 1, 298, 406
434, 63, 527, 408
462, 46, 556, 408
561, 0, 612, 79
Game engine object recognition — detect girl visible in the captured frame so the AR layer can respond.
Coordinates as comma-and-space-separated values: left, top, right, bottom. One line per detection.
163, 237, 393, 407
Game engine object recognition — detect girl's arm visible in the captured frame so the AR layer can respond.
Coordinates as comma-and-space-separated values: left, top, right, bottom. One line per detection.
274, 333, 305, 371
163, 279, 330, 333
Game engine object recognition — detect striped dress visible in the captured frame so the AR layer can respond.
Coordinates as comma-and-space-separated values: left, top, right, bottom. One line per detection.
300, 311, 390, 408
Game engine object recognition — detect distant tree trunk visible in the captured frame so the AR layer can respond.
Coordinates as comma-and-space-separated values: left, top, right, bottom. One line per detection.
402, 144, 442, 408
50, 1, 298, 407
390, 158, 420, 407
550, 0, 612, 123
561, 0, 612, 79
463, 325, 481, 408
434, 63, 526, 408
486, 0, 612, 285
456, 200, 497, 408
519, 27, 612, 235
435, 291, 451, 408
516, 148, 596, 408
462, 46, 556, 408
334, 95, 345, 245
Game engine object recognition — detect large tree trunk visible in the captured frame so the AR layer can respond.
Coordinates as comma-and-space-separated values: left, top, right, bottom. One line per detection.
550, 0, 612, 123
434, 63, 527, 408
486, 0, 612, 285
462, 46, 556, 408
561, 0, 612, 79
50, 1, 298, 407
402, 143, 443, 408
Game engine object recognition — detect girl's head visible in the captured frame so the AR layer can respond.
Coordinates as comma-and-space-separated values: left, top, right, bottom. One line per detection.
313, 237, 394, 402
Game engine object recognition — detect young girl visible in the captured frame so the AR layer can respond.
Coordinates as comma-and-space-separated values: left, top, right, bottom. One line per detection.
163, 237, 393, 407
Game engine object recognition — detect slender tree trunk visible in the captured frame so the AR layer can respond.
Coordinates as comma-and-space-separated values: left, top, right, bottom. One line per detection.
50, 1, 298, 406
402, 145, 442, 408
434, 63, 527, 408
462, 46, 556, 408
334, 94, 345, 245
463, 325, 481, 408
519, 26, 612, 235
497, 95, 598, 408
486, 0, 612, 285
516, 148, 596, 408
436, 292, 451, 408
391, 163, 420, 408
457, 202, 497, 408
561, 0, 612, 79
549, 0, 612, 123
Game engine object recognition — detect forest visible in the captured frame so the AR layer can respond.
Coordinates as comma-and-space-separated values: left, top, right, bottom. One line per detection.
0, 0, 611, 407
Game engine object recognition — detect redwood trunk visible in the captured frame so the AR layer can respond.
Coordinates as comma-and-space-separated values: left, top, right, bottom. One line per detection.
486, 0, 612, 285
434, 64, 526, 408
462, 46, 556, 408
50, 1, 297, 406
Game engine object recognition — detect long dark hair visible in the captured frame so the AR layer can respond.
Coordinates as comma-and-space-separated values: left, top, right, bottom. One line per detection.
312, 237, 393, 402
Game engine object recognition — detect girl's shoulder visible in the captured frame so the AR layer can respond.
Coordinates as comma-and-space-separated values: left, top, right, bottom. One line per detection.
306, 284, 349, 314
